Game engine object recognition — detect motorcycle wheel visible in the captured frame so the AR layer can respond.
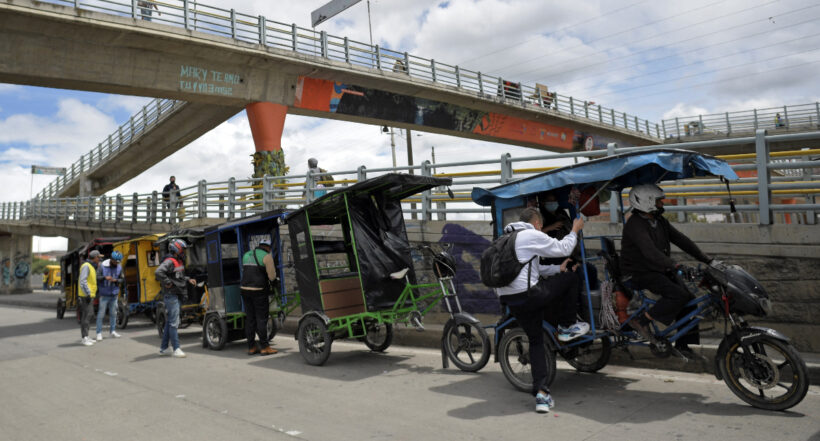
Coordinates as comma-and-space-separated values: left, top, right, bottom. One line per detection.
719, 335, 809, 411
498, 328, 556, 393
443, 320, 490, 372
564, 335, 612, 373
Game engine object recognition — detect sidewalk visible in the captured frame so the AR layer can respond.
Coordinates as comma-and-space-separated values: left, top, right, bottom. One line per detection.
3, 290, 818, 383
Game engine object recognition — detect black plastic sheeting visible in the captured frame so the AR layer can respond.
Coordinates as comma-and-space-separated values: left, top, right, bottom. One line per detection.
349, 192, 416, 310
287, 210, 323, 314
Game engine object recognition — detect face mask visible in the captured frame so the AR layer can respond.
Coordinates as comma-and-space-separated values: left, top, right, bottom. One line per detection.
654, 206, 665, 215
544, 202, 559, 212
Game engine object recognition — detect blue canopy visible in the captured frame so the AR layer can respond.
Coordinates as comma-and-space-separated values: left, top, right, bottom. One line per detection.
472, 149, 738, 207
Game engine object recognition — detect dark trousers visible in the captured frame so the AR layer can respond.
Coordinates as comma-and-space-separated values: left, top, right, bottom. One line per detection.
79, 296, 94, 338
505, 272, 579, 396
630, 271, 699, 346
240, 289, 269, 349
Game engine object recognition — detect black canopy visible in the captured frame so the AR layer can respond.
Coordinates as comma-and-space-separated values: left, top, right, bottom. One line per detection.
285, 173, 452, 225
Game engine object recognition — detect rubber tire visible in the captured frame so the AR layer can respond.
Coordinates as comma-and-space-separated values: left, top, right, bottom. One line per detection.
443, 320, 491, 372
156, 303, 167, 339
719, 336, 809, 411
203, 313, 228, 351
362, 323, 394, 352
564, 335, 612, 373
116, 301, 129, 330
498, 328, 556, 393
298, 316, 333, 366
56, 298, 65, 319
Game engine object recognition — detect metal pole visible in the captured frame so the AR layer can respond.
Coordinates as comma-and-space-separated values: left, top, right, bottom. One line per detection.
390, 127, 396, 168
607, 143, 618, 224
755, 129, 771, 225
406, 129, 416, 219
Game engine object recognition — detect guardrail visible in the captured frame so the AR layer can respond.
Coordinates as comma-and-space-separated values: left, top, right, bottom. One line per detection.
34, 98, 184, 199
3, 130, 819, 227
662, 102, 820, 139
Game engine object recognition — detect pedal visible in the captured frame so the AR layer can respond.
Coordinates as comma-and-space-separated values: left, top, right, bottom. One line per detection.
409, 311, 425, 332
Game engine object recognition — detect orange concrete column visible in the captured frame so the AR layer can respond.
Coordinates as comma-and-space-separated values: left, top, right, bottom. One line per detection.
245, 102, 288, 179
246, 102, 287, 152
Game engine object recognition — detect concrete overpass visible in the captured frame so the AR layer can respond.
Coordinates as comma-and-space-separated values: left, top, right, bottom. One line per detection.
3, 0, 668, 200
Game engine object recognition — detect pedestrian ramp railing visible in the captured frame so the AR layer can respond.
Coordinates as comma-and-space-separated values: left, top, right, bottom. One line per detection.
4, 131, 819, 228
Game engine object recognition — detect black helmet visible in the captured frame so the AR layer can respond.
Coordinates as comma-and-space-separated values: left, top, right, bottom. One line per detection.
432, 251, 457, 278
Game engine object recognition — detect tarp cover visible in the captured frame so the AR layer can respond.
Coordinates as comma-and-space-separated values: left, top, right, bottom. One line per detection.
348, 191, 416, 310
472, 149, 738, 206
285, 173, 452, 224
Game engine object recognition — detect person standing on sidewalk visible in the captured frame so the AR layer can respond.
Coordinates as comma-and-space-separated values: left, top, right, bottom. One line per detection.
95, 251, 123, 341
78, 250, 101, 346
240, 238, 278, 356
155, 239, 196, 358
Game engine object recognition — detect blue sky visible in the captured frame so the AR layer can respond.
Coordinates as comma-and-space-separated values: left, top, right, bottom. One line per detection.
1, 0, 818, 251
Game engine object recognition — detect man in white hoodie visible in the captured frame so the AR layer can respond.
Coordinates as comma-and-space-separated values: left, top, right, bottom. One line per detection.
497, 207, 589, 414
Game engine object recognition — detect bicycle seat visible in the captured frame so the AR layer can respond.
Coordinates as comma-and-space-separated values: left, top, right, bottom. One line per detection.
390, 268, 410, 280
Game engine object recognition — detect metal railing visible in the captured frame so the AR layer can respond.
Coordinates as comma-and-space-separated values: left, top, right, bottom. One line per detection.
663, 102, 820, 139
34, 98, 184, 199
27, 0, 661, 138
3, 131, 819, 228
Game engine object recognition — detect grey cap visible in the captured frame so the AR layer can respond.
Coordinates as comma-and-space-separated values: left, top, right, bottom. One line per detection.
88, 250, 101, 259
308, 157, 318, 168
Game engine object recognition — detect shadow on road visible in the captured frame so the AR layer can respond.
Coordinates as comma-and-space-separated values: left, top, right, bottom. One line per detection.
0, 317, 76, 339
430, 368, 808, 420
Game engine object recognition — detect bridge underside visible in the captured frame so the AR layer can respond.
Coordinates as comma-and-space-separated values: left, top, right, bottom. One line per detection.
59, 102, 243, 197
0, 0, 656, 153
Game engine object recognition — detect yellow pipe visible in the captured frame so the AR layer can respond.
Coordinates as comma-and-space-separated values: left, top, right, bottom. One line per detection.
718, 148, 820, 160
434, 170, 500, 178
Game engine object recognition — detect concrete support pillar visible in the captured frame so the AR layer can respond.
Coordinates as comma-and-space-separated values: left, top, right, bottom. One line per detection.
246, 102, 287, 180
0, 232, 33, 294
78, 175, 100, 197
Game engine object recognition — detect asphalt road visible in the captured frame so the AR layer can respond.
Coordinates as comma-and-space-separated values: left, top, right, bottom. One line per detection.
0, 305, 818, 441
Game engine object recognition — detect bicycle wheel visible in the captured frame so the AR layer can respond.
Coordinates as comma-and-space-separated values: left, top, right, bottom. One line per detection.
361, 323, 393, 352
564, 335, 611, 373
443, 320, 491, 372
498, 328, 556, 393
719, 336, 809, 411
298, 316, 333, 366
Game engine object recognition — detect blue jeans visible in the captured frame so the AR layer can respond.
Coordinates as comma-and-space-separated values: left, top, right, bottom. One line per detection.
160, 294, 181, 351
96, 295, 118, 334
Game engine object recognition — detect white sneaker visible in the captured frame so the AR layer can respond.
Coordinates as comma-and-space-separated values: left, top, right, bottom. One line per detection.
82, 337, 94, 346
110, 331, 121, 338
557, 321, 591, 342
96, 333, 103, 342
172, 348, 186, 358
158, 348, 171, 356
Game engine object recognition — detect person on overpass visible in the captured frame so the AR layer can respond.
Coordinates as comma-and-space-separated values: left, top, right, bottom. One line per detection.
95, 251, 123, 341
240, 238, 279, 356
162, 176, 181, 222
78, 250, 101, 347
620, 184, 715, 360
155, 239, 196, 358
138, 1, 160, 21
496, 207, 588, 414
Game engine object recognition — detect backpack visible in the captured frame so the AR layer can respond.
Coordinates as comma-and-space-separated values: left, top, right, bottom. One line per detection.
480, 230, 535, 288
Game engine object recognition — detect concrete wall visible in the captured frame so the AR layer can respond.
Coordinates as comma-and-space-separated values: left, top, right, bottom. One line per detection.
0, 233, 33, 294
280, 220, 820, 351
